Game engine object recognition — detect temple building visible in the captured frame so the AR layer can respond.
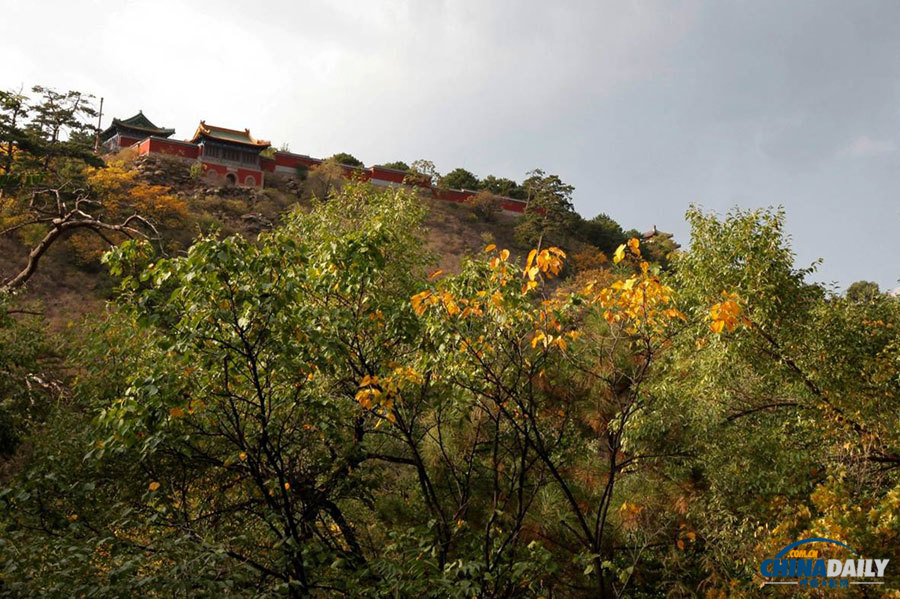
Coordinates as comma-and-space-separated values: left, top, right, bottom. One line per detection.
189, 122, 270, 187
101, 109, 530, 212
100, 111, 174, 153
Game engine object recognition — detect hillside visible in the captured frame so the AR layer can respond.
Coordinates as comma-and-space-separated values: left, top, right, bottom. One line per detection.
0, 154, 526, 327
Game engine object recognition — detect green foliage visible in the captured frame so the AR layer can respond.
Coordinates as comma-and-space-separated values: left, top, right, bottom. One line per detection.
465, 190, 502, 222
2, 189, 898, 598
0, 299, 59, 458
329, 152, 364, 168
631, 206, 900, 592
408, 159, 440, 186
514, 169, 577, 249
846, 280, 881, 303
440, 167, 479, 190
478, 175, 526, 200
378, 160, 409, 171
577, 213, 627, 254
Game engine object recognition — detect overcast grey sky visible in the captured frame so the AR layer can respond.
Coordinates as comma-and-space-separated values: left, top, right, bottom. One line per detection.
3, 0, 899, 290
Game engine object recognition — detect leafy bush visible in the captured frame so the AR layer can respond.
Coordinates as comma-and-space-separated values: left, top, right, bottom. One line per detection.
466, 190, 502, 222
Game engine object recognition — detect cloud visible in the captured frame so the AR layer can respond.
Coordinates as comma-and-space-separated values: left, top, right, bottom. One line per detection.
841, 135, 897, 157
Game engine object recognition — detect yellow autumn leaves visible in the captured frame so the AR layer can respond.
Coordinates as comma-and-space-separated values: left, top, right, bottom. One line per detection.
414, 239, 694, 351
585, 240, 686, 334
411, 238, 749, 363
525, 247, 565, 281
612, 237, 642, 264
709, 291, 748, 334
354, 366, 424, 423
412, 245, 567, 319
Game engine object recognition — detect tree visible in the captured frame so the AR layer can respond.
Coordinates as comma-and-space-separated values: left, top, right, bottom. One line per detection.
329, 152, 364, 168
577, 213, 626, 254
846, 280, 881, 303
302, 158, 346, 201
408, 159, 440, 186
440, 167, 479, 190
1, 182, 430, 596
631, 206, 900, 592
0, 181, 690, 597
378, 160, 409, 171
0, 87, 170, 292
0, 87, 30, 175
514, 169, 577, 250
0, 297, 59, 458
22, 86, 101, 169
478, 175, 525, 200
408, 238, 687, 597
3, 145, 899, 596
465, 190, 502, 222
0, 163, 175, 292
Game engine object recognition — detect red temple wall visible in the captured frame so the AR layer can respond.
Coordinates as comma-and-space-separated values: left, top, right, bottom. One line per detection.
199, 162, 263, 187
126, 132, 528, 209
135, 137, 200, 159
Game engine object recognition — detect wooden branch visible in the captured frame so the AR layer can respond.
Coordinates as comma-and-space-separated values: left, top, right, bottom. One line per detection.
1, 211, 159, 293
724, 401, 804, 423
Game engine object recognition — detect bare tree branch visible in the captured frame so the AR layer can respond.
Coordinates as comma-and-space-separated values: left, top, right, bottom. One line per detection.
1, 186, 161, 293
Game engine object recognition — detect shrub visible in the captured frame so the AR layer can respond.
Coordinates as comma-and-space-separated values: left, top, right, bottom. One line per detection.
466, 191, 502, 222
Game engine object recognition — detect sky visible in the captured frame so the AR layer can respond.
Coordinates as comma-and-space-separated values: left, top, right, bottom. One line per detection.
2, 0, 899, 291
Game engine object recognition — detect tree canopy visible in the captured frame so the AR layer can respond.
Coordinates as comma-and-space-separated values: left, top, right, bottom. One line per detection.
440, 167, 479, 190
378, 160, 410, 171
328, 152, 364, 168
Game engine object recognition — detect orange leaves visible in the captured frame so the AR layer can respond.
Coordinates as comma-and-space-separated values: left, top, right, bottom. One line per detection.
87, 161, 187, 222
411, 290, 432, 316
709, 291, 748, 334
526, 247, 566, 280
483, 244, 517, 285
530, 329, 571, 352
354, 386, 382, 410
675, 524, 697, 550
413, 245, 568, 324
355, 375, 384, 409
613, 237, 642, 264
627, 237, 641, 257
570, 247, 608, 273
445, 297, 461, 317
412, 289, 487, 319
584, 261, 684, 334
459, 302, 484, 319
619, 501, 646, 532
355, 367, 422, 421
412, 290, 458, 316
490, 291, 504, 311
